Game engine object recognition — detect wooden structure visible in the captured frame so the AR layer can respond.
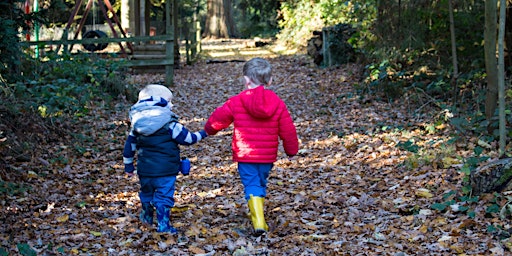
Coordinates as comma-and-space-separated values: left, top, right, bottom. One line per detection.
307, 24, 356, 67
128, 0, 201, 69
58, 0, 133, 55
21, 0, 181, 86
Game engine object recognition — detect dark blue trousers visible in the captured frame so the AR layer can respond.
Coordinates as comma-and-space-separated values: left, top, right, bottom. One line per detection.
138, 175, 177, 209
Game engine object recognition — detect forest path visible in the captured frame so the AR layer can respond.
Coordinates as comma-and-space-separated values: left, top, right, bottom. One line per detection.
197, 38, 287, 61
0, 40, 505, 255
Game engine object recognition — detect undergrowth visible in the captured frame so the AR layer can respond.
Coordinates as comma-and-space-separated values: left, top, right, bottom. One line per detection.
0, 52, 127, 182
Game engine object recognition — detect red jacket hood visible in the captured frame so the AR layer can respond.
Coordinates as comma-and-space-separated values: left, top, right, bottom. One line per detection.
240, 86, 279, 119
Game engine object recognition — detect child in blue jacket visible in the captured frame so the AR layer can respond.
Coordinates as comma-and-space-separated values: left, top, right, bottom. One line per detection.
123, 84, 207, 234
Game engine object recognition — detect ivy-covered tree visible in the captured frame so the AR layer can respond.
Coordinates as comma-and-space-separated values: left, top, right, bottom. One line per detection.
0, 0, 48, 84
0, 0, 28, 84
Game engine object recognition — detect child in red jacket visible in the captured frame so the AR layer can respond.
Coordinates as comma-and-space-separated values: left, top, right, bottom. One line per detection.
204, 57, 299, 235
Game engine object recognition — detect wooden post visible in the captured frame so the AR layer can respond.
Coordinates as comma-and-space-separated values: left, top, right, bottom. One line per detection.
144, 0, 150, 37
191, 5, 201, 59
134, 0, 140, 40
322, 28, 331, 67
185, 21, 190, 65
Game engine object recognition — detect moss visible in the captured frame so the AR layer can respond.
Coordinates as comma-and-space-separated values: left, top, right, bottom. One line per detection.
497, 166, 512, 186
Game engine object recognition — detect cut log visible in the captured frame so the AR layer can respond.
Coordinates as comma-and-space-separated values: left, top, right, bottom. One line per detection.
206, 59, 245, 64
307, 33, 323, 65
470, 158, 512, 195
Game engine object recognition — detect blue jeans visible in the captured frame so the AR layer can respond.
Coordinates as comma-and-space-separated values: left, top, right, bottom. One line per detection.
238, 162, 273, 201
139, 175, 176, 209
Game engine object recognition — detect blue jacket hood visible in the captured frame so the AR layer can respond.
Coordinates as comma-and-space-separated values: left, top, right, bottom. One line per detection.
129, 96, 178, 136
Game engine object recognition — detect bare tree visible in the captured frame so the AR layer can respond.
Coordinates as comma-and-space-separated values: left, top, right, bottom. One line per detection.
484, 0, 498, 121
498, 0, 506, 155
448, 0, 459, 105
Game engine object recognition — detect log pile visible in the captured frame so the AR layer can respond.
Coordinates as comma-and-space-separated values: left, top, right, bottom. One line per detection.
306, 24, 357, 67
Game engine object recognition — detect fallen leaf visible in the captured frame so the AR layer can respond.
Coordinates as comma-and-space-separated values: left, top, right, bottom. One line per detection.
56, 214, 69, 223
89, 231, 102, 237
415, 188, 433, 198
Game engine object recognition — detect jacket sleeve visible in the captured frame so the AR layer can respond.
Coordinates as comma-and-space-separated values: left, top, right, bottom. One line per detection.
169, 122, 208, 145
278, 105, 299, 157
204, 101, 234, 135
123, 133, 137, 164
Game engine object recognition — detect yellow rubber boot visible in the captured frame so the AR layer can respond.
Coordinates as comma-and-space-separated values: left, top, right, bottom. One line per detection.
248, 195, 268, 235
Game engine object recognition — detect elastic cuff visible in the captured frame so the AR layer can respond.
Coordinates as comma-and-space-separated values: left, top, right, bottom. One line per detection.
123, 157, 133, 164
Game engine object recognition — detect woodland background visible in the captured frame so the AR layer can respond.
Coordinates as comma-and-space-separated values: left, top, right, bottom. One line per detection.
2, 0, 512, 255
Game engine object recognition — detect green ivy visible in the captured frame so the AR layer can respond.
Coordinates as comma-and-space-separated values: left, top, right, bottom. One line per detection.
430, 190, 479, 218
0, 180, 31, 196
16, 244, 37, 256
5, 52, 125, 118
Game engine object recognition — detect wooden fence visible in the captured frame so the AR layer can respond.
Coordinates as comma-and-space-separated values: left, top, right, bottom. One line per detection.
18, 0, 201, 86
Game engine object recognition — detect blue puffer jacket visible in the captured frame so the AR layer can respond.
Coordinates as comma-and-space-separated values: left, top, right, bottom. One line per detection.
123, 96, 207, 177
135, 125, 180, 177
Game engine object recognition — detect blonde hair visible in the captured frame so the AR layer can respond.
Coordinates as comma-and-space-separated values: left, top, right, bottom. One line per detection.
243, 58, 272, 85
138, 84, 173, 102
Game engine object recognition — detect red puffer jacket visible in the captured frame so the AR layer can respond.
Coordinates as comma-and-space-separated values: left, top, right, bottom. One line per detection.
204, 86, 299, 163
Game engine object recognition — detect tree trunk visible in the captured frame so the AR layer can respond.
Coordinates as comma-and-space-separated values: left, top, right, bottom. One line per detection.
505, 0, 512, 68
498, 0, 506, 155
203, 0, 237, 38
484, 0, 499, 121
448, 0, 459, 105
120, 0, 130, 33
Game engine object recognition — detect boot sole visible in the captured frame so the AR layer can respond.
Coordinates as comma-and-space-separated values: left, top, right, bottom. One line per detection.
253, 229, 267, 237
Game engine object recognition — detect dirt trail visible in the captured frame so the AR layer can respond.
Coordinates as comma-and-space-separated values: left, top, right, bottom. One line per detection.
198, 38, 287, 61
0, 41, 506, 255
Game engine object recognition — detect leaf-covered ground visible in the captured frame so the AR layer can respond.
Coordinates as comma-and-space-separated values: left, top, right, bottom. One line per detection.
1, 42, 512, 255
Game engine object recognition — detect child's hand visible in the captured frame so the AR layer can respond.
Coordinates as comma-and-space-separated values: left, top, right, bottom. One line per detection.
125, 163, 135, 176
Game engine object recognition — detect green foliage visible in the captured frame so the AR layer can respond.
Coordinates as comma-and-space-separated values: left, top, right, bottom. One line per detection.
276, 0, 486, 108
430, 190, 479, 218
277, 1, 324, 47
358, 60, 407, 100
44, 0, 71, 26
0, 0, 25, 83
359, 0, 486, 101
236, 0, 280, 38
458, 144, 489, 196
277, 0, 376, 47
402, 138, 458, 171
322, 23, 357, 66
397, 140, 419, 153
431, 190, 510, 232
0, 180, 31, 196
0, 0, 48, 83
3, 52, 125, 118
16, 243, 37, 256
